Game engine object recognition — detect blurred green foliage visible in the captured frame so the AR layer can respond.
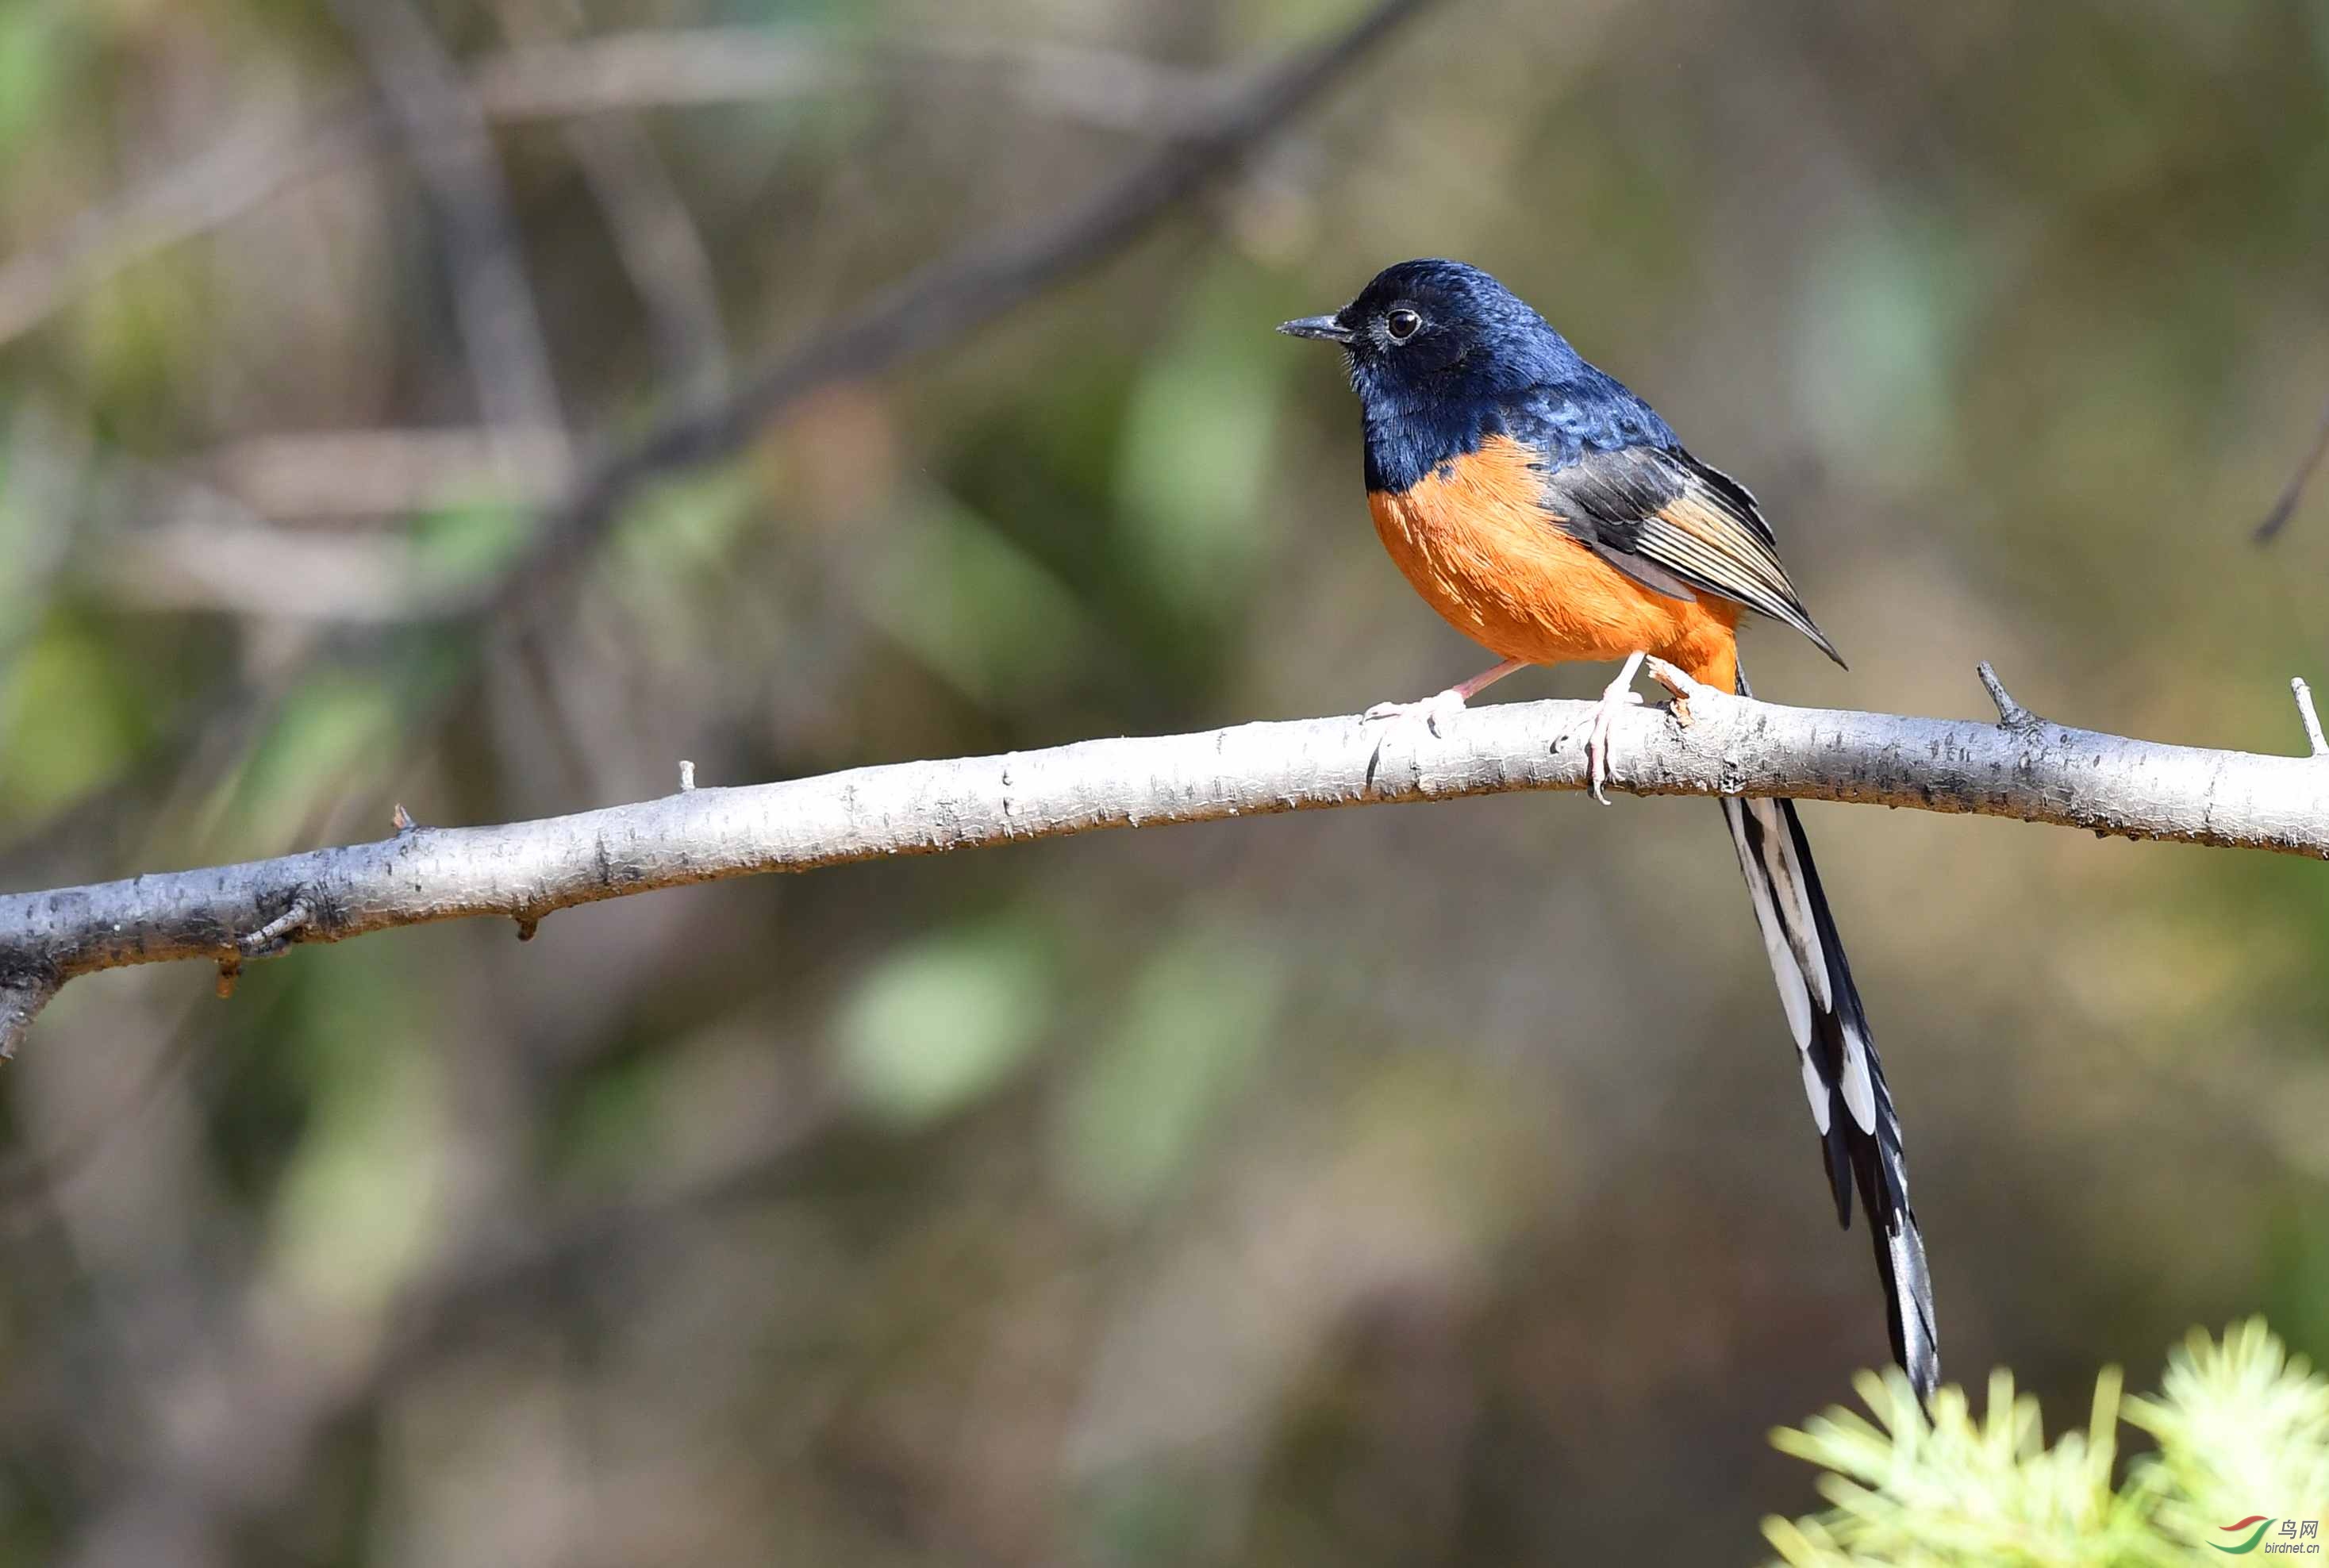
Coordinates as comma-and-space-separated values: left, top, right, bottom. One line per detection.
840, 917, 1055, 1124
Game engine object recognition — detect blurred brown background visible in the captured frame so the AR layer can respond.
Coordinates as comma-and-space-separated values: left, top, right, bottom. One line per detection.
2, 0, 2327, 1562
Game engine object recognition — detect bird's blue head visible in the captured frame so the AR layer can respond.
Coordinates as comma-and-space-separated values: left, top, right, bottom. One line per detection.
1282, 259, 1667, 492
1278, 259, 1589, 416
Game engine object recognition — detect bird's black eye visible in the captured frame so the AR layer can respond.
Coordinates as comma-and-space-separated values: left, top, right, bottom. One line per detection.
1385, 308, 1422, 342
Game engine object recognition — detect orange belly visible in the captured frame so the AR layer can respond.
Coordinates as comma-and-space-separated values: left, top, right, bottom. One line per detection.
1367, 435, 1741, 690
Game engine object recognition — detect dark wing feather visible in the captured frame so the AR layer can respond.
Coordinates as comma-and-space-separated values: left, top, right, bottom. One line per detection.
1541, 444, 1844, 667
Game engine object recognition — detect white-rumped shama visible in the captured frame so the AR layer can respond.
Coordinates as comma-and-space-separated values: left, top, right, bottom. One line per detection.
1282, 258, 1939, 1398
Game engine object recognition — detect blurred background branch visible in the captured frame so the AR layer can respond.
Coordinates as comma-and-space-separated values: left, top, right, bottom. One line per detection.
0, 26, 1228, 353
329, 0, 574, 482
2254, 390, 2329, 543
494, 0, 733, 414
478, 0, 1439, 627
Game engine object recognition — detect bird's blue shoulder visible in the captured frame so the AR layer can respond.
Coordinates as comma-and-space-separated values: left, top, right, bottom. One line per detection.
1501, 371, 1677, 471
1361, 370, 1676, 494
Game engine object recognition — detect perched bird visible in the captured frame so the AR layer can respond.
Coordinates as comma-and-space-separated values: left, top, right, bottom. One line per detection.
1281, 259, 1938, 1397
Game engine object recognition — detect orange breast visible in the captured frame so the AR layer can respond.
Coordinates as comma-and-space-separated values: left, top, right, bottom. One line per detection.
1366, 435, 1740, 690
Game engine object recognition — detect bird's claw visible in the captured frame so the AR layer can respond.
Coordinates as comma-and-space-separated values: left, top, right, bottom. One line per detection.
1576, 650, 1649, 805
1583, 690, 1643, 804
1363, 687, 1467, 738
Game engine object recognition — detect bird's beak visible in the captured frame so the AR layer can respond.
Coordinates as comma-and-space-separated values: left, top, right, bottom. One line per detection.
1277, 313, 1354, 344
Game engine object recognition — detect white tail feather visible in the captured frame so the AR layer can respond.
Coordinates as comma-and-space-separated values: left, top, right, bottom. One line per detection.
1723, 797, 1827, 1135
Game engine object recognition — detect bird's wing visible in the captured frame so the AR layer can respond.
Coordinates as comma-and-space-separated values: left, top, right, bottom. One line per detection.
1537, 441, 1843, 667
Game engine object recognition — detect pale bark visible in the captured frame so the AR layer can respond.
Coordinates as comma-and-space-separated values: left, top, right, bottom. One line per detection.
4, 664, 2323, 1055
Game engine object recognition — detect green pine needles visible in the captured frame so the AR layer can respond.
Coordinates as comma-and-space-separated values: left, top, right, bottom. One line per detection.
1764, 1319, 2329, 1566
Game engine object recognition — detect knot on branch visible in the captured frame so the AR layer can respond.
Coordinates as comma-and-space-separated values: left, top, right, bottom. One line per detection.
209, 895, 319, 1001
1644, 655, 1720, 728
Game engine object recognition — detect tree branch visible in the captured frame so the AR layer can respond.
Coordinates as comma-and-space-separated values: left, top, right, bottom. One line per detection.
6, 666, 2327, 1056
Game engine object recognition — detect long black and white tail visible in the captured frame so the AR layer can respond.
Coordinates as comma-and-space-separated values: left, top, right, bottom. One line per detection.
1720, 676, 1938, 1396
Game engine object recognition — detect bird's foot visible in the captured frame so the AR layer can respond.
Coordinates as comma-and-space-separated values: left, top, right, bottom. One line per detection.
1578, 651, 1648, 805
1363, 686, 1469, 738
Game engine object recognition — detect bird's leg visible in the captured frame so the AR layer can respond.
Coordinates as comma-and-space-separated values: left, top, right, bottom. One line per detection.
1579, 650, 1647, 805
1447, 659, 1532, 702
1363, 659, 1530, 736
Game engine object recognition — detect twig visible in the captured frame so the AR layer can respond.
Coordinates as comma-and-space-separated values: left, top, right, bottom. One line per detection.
238, 898, 314, 958
1977, 661, 2040, 731
6, 679, 2329, 1054
210, 897, 313, 998
2254, 394, 2329, 544
2293, 678, 2327, 759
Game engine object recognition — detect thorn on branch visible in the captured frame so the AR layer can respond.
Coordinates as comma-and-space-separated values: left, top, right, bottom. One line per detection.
1977, 662, 2041, 732
678, 759, 695, 792
215, 960, 240, 999
238, 898, 313, 959
2292, 678, 2328, 759
514, 914, 540, 942
392, 802, 418, 833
